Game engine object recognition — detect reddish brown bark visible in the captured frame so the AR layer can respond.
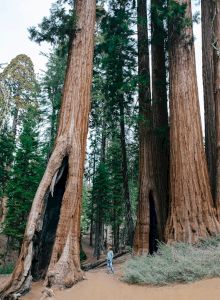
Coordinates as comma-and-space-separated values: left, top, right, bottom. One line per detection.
213, 2, 220, 218
151, 0, 169, 235
0, 0, 96, 298
133, 0, 162, 255
165, 0, 220, 243
201, 0, 216, 200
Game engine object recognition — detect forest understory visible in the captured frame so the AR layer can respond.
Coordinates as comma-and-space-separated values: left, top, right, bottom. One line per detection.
1, 0, 220, 299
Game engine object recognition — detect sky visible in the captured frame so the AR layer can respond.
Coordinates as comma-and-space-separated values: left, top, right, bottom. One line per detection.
0, 0, 204, 129
0, 0, 53, 74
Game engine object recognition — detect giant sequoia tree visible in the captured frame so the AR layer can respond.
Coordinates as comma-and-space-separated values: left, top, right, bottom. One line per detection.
151, 0, 168, 233
212, 2, 220, 218
0, 0, 96, 298
202, 0, 220, 218
133, 0, 159, 254
133, 0, 168, 255
165, 0, 220, 243
201, 0, 216, 200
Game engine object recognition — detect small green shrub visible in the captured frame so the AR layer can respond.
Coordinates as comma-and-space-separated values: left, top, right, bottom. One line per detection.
0, 263, 14, 275
122, 236, 220, 286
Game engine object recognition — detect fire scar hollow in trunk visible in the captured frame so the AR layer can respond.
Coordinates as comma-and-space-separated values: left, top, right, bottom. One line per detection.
0, 0, 96, 299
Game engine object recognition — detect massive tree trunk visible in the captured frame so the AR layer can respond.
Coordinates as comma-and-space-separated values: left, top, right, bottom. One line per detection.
213, 2, 220, 218
151, 0, 169, 236
0, 0, 96, 298
133, 0, 162, 255
165, 0, 220, 243
201, 0, 216, 200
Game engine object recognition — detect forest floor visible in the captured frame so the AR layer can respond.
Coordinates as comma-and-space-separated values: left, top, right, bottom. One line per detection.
2, 236, 220, 300
21, 266, 220, 300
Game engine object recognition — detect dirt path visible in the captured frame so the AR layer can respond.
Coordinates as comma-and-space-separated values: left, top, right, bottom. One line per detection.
4, 237, 220, 300
21, 265, 220, 300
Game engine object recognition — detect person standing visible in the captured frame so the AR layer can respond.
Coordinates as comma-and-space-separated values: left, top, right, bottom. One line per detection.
106, 246, 114, 274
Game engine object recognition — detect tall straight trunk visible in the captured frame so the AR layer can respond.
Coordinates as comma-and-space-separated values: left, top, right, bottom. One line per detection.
89, 204, 94, 246
201, 0, 216, 200
119, 95, 135, 247
93, 206, 103, 259
133, 0, 161, 255
0, 0, 96, 298
113, 201, 120, 253
213, 2, 220, 218
89, 153, 96, 247
165, 0, 220, 243
151, 0, 169, 234
93, 122, 106, 259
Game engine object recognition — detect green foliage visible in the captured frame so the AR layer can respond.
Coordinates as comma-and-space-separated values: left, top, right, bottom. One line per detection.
0, 263, 14, 275
107, 138, 124, 228
84, 0, 138, 251
0, 54, 38, 135
98, 0, 137, 128
92, 162, 111, 224
3, 107, 44, 246
122, 236, 220, 285
81, 183, 90, 234
0, 125, 14, 197
40, 47, 67, 154
167, 0, 189, 43
29, 0, 75, 48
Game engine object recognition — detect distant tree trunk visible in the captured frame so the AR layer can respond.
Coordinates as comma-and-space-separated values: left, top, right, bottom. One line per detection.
151, 0, 169, 235
119, 95, 135, 247
201, 0, 216, 200
213, 2, 220, 218
89, 208, 94, 246
133, 0, 161, 255
93, 122, 106, 259
113, 202, 120, 253
165, 0, 220, 243
0, 196, 7, 228
89, 153, 96, 247
93, 206, 103, 260
0, 0, 96, 298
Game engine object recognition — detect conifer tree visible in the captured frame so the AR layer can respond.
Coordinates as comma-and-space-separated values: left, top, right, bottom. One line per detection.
165, 0, 220, 243
0, 125, 14, 227
92, 162, 110, 259
98, 0, 137, 246
3, 107, 44, 247
0, 125, 14, 199
0, 0, 96, 297
107, 137, 124, 252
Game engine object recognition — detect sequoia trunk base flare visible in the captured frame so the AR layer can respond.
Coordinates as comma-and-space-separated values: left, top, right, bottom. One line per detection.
133, 0, 162, 255
213, 2, 220, 219
0, 0, 96, 298
165, 0, 220, 243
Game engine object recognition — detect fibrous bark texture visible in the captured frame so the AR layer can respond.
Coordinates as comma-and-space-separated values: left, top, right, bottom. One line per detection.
0, 0, 96, 298
165, 0, 220, 243
213, 1, 220, 218
201, 0, 216, 200
133, 0, 162, 255
151, 0, 169, 236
